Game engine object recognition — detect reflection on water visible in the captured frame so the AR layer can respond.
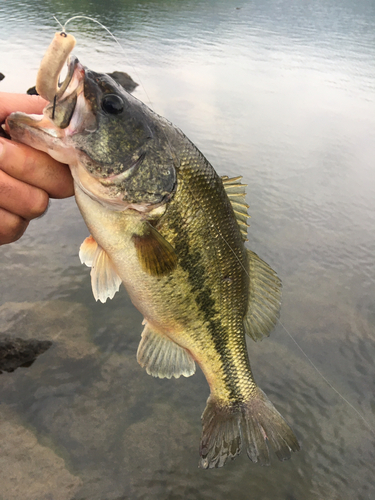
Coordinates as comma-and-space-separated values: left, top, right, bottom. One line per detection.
1, 0, 375, 499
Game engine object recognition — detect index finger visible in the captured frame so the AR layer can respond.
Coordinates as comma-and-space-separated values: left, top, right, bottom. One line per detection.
0, 92, 47, 122
0, 137, 73, 199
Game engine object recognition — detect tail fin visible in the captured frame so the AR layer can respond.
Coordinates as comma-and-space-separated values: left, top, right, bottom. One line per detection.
199, 389, 300, 469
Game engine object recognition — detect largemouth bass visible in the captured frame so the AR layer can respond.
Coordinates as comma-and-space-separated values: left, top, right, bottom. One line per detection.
7, 32, 300, 468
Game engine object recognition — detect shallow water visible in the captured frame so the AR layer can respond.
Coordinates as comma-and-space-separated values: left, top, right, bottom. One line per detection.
1, 0, 375, 499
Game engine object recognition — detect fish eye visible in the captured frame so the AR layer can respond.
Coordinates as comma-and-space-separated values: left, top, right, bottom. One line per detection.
102, 94, 124, 114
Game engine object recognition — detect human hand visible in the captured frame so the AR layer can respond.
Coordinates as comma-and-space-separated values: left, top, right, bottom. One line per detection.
0, 92, 74, 245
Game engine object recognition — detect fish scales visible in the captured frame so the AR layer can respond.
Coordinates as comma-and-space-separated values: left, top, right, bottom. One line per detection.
6, 32, 300, 469
154, 133, 254, 403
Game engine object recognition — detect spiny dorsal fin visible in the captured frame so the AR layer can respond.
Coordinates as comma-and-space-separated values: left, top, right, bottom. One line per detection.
221, 175, 250, 241
132, 223, 177, 277
244, 250, 282, 341
79, 235, 122, 303
137, 322, 196, 379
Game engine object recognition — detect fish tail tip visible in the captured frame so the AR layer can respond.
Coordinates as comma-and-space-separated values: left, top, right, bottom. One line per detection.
199, 399, 242, 469
242, 388, 300, 465
199, 391, 300, 469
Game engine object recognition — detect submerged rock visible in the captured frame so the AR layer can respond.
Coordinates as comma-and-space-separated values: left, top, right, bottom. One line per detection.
0, 335, 51, 373
0, 301, 99, 361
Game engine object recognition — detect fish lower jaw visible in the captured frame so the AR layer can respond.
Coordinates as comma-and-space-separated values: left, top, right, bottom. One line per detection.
73, 180, 153, 213
98, 158, 141, 186
7, 114, 72, 160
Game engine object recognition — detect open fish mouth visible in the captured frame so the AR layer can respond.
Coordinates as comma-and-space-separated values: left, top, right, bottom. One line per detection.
54, 54, 79, 101
6, 31, 88, 139
42, 56, 85, 130
6, 30, 92, 140
6, 50, 87, 142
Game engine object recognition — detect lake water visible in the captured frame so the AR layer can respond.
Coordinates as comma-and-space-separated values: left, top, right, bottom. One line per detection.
0, 0, 374, 499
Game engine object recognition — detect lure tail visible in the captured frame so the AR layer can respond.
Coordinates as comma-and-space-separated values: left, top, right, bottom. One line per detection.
199, 389, 300, 469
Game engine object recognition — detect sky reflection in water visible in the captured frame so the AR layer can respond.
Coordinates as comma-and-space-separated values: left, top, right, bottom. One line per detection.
0, 1, 374, 499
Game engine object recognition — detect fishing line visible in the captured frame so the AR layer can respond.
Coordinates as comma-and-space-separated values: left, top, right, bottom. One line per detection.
53, 15, 153, 107
219, 220, 375, 433
277, 317, 375, 435
52, 14, 374, 435
178, 171, 375, 435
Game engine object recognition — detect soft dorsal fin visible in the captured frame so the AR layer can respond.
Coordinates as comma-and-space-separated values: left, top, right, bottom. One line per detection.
132, 222, 178, 277
244, 250, 282, 341
137, 322, 196, 379
79, 235, 122, 303
221, 175, 250, 241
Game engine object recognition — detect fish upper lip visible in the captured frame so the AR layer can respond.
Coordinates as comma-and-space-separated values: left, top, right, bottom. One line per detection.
55, 56, 80, 100
42, 59, 86, 130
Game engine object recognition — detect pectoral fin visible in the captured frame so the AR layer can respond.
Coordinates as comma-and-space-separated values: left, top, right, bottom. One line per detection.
132, 223, 177, 277
79, 235, 98, 267
137, 322, 196, 379
79, 235, 122, 303
244, 250, 282, 341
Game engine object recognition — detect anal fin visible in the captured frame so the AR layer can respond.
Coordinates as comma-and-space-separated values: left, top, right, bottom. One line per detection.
137, 322, 196, 379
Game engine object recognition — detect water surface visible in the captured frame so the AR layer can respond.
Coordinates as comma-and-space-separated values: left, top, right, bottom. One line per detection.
1, 1, 375, 499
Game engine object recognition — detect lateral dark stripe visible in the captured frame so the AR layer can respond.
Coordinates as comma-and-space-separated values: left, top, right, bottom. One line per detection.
166, 193, 242, 402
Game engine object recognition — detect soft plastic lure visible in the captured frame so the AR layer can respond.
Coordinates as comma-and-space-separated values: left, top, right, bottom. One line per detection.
36, 31, 76, 102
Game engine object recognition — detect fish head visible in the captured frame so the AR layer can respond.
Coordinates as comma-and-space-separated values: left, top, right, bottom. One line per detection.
7, 55, 177, 212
